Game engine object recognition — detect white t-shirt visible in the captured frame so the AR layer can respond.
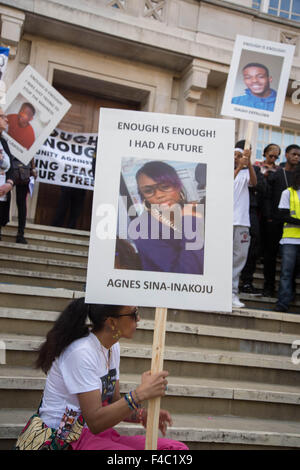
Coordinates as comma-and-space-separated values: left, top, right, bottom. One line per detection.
279, 188, 300, 245
0, 141, 10, 202
39, 333, 120, 429
233, 168, 250, 227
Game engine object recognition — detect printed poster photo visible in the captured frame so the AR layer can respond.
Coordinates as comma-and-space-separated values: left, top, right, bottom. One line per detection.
116, 158, 206, 275
3, 65, 71, 165
221, 35, 295, 126
6, 94, 49, 150
85, 108, 235, 312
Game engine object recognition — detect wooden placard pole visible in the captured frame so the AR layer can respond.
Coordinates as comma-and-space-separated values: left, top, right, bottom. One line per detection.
145, 307, 168, 450
244, 120, 254, 151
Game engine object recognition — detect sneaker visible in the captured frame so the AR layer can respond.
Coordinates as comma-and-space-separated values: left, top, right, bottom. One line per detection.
232, 294, 245, 308
16, 234, 28, 244
240, 284, 262, 296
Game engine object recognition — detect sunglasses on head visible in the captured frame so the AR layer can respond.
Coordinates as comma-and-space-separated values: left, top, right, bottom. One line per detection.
115, 307, 139, 321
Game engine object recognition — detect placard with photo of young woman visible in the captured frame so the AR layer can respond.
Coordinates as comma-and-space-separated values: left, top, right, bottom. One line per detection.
86, 108, 235, 312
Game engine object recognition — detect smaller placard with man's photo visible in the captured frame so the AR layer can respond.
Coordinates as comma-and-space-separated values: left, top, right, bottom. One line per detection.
221, 35, 295, 126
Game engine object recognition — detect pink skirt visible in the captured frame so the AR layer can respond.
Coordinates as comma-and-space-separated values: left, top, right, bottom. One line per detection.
71, 427, 189, 451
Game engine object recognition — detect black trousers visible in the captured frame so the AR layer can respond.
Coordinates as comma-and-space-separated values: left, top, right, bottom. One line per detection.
240, 208, 261, 286
52, 186, 86, 229
15, 184, 29, 235
263, 220, 283, 292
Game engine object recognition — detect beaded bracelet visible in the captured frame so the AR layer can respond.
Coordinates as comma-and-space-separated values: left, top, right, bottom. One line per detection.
130, 391, 141, 409
124, 393, 135, 410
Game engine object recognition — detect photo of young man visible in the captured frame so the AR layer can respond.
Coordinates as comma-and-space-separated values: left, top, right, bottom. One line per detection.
7, 102, 36, 150
231, 63, 277, 112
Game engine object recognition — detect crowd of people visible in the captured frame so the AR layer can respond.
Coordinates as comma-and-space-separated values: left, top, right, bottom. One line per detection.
233, 139, 300, 313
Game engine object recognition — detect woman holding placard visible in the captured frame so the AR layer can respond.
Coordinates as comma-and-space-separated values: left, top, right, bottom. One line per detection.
14, 297, 188, 450
132, 160, 204, 275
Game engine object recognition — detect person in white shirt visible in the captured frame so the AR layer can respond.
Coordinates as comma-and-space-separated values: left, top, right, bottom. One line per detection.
232, 140, 257, 308
15, 298, 188, 450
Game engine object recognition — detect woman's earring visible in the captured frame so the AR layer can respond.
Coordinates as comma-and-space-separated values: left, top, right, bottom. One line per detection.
111, 325, 121, 340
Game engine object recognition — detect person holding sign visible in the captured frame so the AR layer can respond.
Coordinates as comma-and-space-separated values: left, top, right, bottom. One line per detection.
131, 161, 204, 275
14, 298, 188, 450
232, 140, 257, 308
232, 63, 277, 112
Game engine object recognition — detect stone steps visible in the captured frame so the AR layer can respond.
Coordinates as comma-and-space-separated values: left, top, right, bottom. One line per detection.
1, 408, 299, 450
0, 223, 300, 450
0, 253, 87, 276
2, 223, 90, 251
0, 307, 298, 356
0, 241, 88, 262
239, 293, 300, 314
0, 367, 300, 422
4, 221, 90, 241
1, 332, 299, 386
1, 284, 300, 333
0, 267, 86, 290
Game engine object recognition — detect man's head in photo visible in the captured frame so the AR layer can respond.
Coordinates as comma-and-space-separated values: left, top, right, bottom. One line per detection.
17, 102, 35, 128
242, 63, 272, 98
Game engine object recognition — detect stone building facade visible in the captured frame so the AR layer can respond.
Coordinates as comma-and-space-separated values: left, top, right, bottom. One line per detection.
0, 0, 299, 229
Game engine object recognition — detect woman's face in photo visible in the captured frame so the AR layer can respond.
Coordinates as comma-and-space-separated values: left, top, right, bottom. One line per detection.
137, 173, 181, 207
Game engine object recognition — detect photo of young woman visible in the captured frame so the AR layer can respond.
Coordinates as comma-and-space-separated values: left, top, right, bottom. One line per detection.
116, 159, 206, 275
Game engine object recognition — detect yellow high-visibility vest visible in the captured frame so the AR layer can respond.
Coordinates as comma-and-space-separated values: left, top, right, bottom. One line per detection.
282, 187, 300, 239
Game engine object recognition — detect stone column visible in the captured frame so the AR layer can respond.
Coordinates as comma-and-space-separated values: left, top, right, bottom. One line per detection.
0, 6, 25, 58
178, 59, 210, 116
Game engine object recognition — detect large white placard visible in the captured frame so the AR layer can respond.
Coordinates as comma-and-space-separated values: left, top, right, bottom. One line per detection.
3, 65, 71, 165
86, 109, 235, 312
221, 35, 295, 126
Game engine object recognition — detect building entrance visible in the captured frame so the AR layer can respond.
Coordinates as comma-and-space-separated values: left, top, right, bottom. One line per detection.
34, 87, 139, 231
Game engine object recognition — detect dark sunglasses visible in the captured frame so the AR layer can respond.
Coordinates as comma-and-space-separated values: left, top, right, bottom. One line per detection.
115, 307, 139, 321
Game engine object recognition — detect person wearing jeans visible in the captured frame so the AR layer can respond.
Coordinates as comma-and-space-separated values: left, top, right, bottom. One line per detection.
275, 163, 300, 313
276, 244, 300, 312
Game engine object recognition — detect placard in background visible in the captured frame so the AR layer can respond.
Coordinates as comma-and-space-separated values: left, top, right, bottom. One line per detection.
221, 35, 295, 126
3, 65, 71, 165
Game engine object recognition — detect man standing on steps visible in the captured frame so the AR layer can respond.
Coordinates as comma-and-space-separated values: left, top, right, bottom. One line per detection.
232, 140, 257, 308
275, 163, 300, 313
263, 145, 300, 298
